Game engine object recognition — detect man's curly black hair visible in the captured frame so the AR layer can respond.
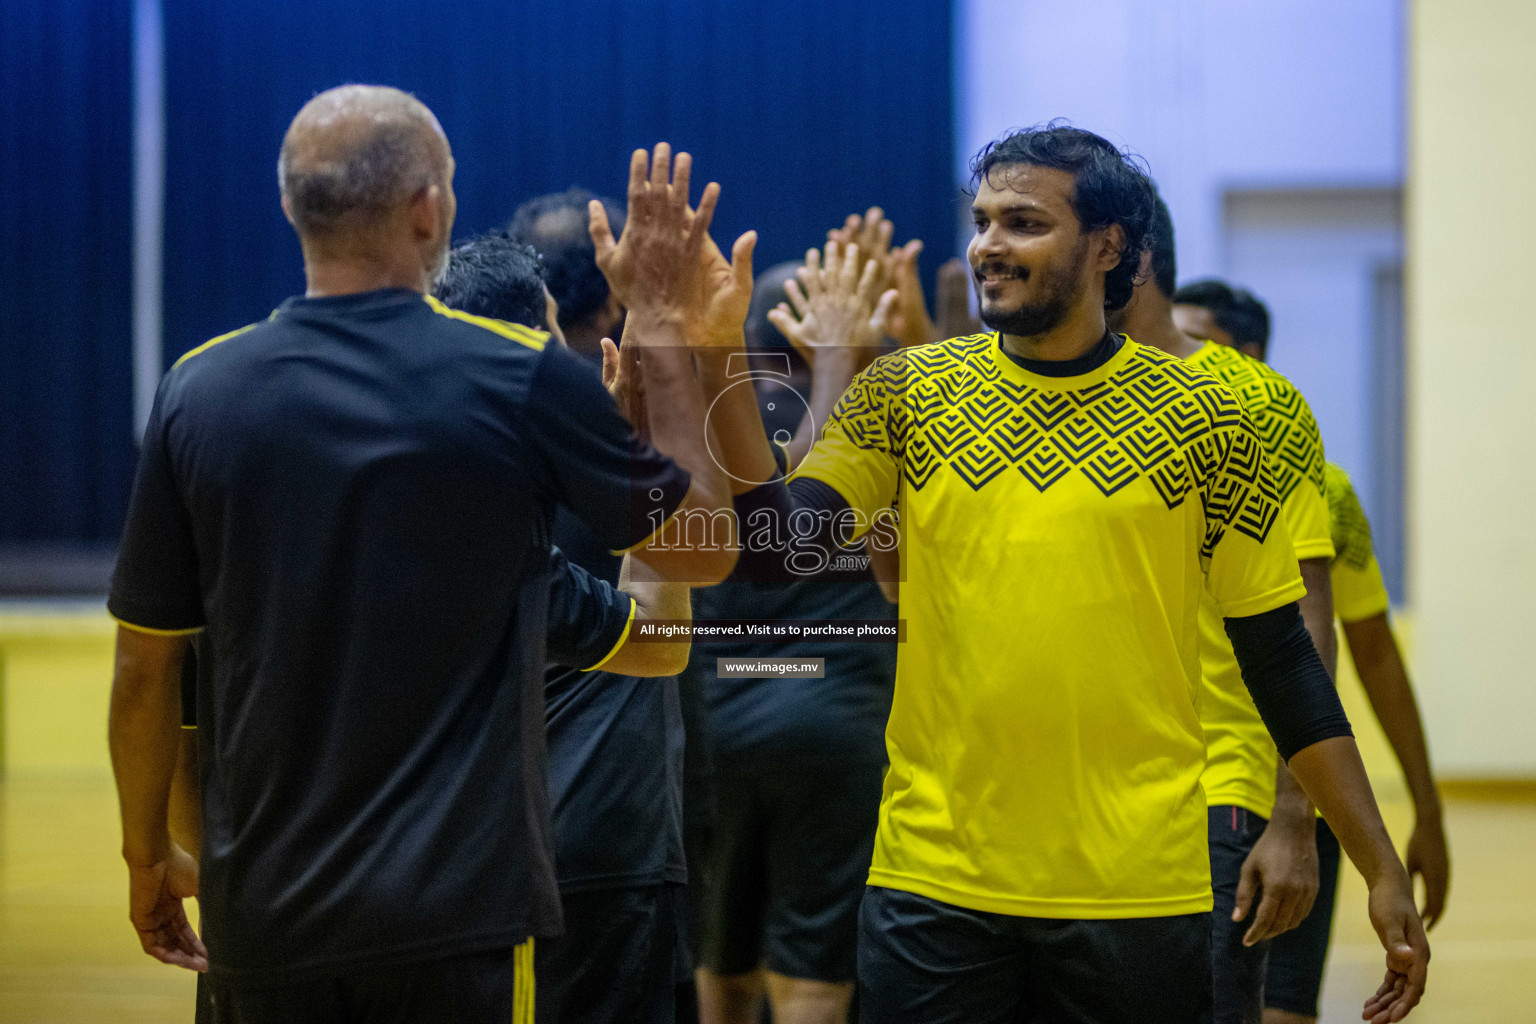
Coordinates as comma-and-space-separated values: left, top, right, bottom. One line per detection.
969, 121, 1157, 311
434, 232, 547, 328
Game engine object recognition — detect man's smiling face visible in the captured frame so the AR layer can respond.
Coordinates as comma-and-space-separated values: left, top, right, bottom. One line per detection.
966, 163, 1093, 338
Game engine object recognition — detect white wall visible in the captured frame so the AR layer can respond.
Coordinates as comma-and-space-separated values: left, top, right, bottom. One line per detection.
956, 0, 1404, 275
1408, 0, 1536, 777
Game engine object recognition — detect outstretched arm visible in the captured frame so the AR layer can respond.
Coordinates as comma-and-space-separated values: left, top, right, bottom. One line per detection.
1344, 612, 1450, 928
768, 240, 896, 470
588, 144, 737, 583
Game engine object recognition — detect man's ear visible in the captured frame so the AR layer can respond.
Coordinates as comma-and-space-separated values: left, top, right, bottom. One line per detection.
1094, 224, 1128, 274
280, 194, 296, 227
410, 184, 443, 240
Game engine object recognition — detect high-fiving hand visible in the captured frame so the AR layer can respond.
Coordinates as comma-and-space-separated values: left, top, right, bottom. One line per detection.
828, 207, 935, 348
588, 142, 756, 348
769, 241, 896, 368
589, 143, 717, 324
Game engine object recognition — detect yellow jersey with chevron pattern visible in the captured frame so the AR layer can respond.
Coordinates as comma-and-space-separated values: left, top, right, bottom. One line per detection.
1188, 341, 1333, 818
1326, 462, 1391, 623
793, 333, 1306, 918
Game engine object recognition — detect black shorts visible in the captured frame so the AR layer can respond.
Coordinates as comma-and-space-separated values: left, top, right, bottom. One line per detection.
699, 760, 884, 982
1264, 818, 1342, 1017
1208, 806, 1271, 1024
857, 885, 1213, 1024
535, 884, 683, 1024
203, 943, 534, 1024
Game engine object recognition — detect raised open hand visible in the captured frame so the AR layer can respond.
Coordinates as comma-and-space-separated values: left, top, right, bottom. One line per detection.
828, 206, 896, 288
768, 241, 896, 369
685, 226, 757, 347
828, 208, 936, 348
589, 143, 719, 322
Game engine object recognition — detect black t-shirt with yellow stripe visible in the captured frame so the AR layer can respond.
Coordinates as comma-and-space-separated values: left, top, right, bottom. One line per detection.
793, 333, 1305, 919
110, 288, 689, 978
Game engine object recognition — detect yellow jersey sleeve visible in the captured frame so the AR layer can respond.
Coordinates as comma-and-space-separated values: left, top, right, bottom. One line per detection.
1263, 391, 1332, 563
1187, 341, 1332, 561
1201, 412, 1308, 618
1325, 463, 1391, 623
791, 358, 902, 536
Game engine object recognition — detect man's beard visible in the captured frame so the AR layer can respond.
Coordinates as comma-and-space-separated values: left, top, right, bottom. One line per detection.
978, 239, 1088, 338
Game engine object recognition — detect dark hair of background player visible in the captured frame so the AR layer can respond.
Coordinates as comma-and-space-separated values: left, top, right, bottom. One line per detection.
435, 232, 548, 328
508, 188, 626, 329
1173, 278, 1272, 359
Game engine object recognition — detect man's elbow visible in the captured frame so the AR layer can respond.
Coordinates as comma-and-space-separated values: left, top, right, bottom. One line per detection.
608, 640, 691, 677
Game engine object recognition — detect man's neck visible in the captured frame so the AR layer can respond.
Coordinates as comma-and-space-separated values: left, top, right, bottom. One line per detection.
303, 261, 428, 298
999, 305, 1107, 363
300, 235, 429, 298
1116, 290, 1204, 360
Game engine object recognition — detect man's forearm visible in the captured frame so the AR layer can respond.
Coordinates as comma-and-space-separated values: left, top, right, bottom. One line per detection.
1298, 557, 1338, 680
785, 349, 863, 471
1271, 762, 1316, 828
631, 312, 726, 503
697, 345, 779, 492
167, 729, 201, 858
1288, 736, 1403, 886
609, 554, 691, 676
1345, 614, 1442, 821
108, 629, 188, 865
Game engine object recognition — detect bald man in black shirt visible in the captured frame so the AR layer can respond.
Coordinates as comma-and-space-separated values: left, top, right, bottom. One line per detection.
107, 85, 734, 1024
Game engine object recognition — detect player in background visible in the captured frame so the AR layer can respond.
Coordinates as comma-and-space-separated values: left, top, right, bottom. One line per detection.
437, 228, 695, 1024
1109, 194, 1337, 1024
689, 240, 897, 1024
1172, 280, 1270, 361
1175, 282, 1450, 1024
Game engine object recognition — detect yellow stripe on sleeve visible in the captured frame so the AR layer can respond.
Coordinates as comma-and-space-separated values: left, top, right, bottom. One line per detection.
581, 598, 637, 672
172, 322, 261, 368
111, 615, 205, 637
423, 295, 549, 351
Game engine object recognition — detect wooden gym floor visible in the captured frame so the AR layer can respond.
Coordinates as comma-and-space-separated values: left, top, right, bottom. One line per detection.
0, 609, 1531, 1021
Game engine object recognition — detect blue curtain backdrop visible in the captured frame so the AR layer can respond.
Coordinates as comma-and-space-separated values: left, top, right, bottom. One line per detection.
0, 0, 136, 545
161, 0, 956, 361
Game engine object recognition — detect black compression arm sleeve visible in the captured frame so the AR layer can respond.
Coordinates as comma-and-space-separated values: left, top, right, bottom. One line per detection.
1224, 601, 1353, 761
728, 475, 853, 582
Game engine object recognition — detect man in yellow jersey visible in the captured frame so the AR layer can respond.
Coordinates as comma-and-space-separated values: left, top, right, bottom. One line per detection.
694, 124, 1428, 1024
1109, 196, 1340, 1024
1175, 285, 1451, 1024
